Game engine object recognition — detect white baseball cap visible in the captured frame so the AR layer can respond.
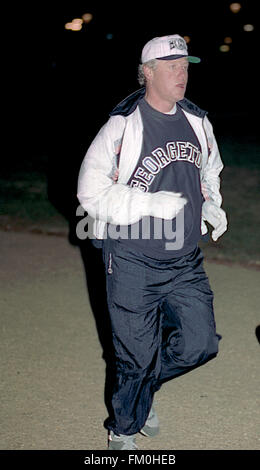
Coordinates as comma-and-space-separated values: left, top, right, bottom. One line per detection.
141, 34, 201, 64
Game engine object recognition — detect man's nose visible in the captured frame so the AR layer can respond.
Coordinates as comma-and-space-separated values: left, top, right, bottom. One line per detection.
177, 68, 187, 80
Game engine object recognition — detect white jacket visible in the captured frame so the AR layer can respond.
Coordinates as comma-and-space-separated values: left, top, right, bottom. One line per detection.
77, 89, 224, 239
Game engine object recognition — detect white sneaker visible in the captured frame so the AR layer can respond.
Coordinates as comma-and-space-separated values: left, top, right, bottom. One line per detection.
108, 430, 138, 450
140, 406, 160, 437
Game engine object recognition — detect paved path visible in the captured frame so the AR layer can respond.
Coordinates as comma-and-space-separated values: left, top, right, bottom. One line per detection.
0, 231, 259, 450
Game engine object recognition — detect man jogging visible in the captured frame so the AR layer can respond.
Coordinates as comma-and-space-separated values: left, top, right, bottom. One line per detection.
77, 34, 227, 450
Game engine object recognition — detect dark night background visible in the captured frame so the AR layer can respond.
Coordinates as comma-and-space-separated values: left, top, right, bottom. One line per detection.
15, 1, 259, 148
5, 0, 260, 237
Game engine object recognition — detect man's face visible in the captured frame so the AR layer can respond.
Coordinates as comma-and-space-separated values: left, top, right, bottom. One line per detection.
146, 57, 189, 106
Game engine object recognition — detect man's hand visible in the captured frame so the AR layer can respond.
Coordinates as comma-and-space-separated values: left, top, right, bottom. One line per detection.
149, 191, 187, 220
202, 200, 227, 241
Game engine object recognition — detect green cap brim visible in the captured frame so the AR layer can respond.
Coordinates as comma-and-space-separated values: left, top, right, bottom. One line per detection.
188, 56, 201, 63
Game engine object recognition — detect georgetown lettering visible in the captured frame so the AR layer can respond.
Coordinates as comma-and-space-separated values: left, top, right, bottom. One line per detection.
129, 141, 201, 192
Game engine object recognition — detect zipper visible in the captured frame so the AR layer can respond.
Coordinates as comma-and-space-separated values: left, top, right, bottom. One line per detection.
108, 253, 113, 274
202, 116, 211, 159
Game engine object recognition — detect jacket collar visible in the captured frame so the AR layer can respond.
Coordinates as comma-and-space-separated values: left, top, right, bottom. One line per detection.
109, 87, 207, 118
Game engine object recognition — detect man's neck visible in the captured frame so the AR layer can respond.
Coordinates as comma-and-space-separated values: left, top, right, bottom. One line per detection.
144, 91, 177, 114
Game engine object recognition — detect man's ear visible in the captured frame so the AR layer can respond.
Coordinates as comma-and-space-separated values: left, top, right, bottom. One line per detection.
143, 64, 154, 83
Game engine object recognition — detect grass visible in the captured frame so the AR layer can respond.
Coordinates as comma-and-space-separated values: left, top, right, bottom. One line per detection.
200, 135, 260, 267
0, 162, 68, 234
200, 166, 260, 266
1, 137, 260, 267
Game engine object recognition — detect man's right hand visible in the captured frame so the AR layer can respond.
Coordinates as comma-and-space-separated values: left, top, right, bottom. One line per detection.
148, 191, 187, 220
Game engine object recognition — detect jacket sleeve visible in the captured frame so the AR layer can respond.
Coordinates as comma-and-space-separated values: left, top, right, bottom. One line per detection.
201, 115, 224, 208
77, 115, 154, 225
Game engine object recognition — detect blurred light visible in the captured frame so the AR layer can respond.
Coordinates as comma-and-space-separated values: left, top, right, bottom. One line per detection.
224, 36, 232, 44
65, 22, 82, 31
72, 18, 83, 25
230, 3, 241, 13
106, 33, 114, 40
219, 45, 230, 52
243, 24, 254, 32
183, 35, 191, 44
70, 23, 82, 31
82, 13, 93, 23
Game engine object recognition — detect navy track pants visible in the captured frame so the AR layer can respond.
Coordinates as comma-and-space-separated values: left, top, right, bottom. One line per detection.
102, 239, 221, 436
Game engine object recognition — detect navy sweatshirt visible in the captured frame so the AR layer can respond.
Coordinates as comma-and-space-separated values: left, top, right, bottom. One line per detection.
115, 98, 204, 258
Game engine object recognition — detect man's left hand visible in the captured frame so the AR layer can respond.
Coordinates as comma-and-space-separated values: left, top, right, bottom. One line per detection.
202, 200, 228, 241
